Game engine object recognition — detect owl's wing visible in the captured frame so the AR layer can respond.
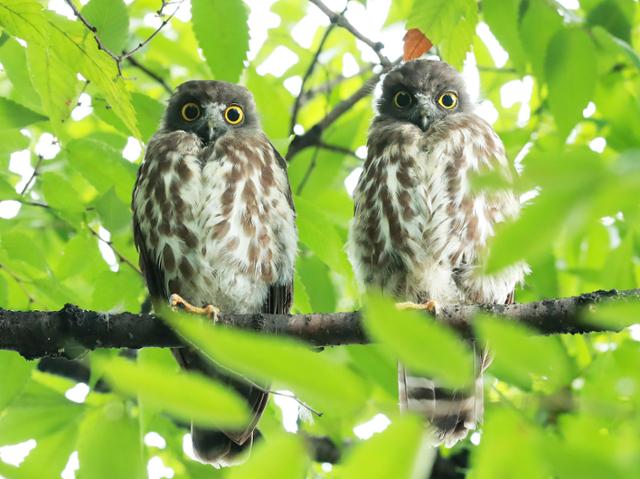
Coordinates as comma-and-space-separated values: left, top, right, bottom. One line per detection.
262, 140, 295, 315
132, 150, 168, 303
424, 113, 525, 304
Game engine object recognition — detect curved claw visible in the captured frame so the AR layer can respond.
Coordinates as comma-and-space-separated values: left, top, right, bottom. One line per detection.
170, 293, 220, 321
396, 299, 438, 315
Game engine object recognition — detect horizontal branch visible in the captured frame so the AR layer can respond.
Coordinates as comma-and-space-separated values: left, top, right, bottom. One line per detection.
0, 289, 635, 360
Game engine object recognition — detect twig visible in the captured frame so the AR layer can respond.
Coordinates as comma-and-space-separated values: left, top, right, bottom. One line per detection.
317, 141, 359, 158
87, 226, 142, 276
477, 66, 517, 74
299, 65, 371, 106
295, 146, 321, 195
64, 0, 182, 77
286, 60, 400, 161
0, 264, 35, 306
289, 4, 348, 135
309, 0, 391, 67
0, 289, 636, 359
19, 155, 44, 196
125, 57, 173, 95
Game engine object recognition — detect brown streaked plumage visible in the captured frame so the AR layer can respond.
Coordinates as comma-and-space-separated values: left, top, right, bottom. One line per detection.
348, 59, 527, 445
132, 80, 297, 464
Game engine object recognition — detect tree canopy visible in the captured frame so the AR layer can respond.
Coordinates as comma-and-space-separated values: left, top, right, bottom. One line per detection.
0, 0, 639, 478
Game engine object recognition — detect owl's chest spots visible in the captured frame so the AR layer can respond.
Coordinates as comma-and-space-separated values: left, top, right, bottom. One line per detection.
353, 145, 453, 268
134, 140, 295, 297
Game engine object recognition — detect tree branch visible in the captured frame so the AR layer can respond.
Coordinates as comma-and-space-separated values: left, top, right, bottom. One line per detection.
286, 61, 400, 161
125, 57, 173, 95
64, 0, 182, 77
289, 4, 348, 135
308, 0, 391, 68
0, 289, 635, 360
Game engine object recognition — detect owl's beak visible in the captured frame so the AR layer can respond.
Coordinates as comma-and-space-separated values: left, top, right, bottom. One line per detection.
205, 119, 226, 142
416, 95, 436, 132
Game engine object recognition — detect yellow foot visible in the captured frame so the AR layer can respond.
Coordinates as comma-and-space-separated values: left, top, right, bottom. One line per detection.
396, 299, 438, 314
169, 293, 220, 321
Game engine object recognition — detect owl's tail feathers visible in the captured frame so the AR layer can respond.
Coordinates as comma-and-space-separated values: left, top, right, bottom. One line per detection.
399, 366, 483, 447
191, 428, 262, 466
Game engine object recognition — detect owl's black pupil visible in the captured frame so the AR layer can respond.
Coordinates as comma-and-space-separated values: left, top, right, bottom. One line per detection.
442, 95, 454, 107
396, 92, 411, 107
227, 108, 240, 122
184, 104, 199, 119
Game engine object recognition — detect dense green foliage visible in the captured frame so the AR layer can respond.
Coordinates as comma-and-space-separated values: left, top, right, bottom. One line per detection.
0, 0, 639, 477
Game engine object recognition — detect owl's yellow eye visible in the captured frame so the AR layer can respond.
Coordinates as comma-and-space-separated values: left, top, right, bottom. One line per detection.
438, 91, 458, 110
180, 102, 201, 122
224, 105, 244, 125
393, 90, 413, 109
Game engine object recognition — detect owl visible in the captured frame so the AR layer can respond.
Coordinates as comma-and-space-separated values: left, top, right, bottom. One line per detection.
132, 80, 297, 463
348, 59, 527, 445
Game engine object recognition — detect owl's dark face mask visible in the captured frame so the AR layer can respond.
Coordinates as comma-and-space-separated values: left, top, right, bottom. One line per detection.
162, 80, 259, 146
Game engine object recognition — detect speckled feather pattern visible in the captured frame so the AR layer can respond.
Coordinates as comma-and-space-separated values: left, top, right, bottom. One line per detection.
348, 60, 527, 446
133, 129, 296, 313
132, 101, 296, 461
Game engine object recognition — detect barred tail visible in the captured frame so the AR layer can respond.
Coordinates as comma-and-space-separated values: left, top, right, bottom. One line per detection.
399, 364, 483, 447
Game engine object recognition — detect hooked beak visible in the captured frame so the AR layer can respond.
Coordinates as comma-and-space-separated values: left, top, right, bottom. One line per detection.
416, 95, 435, 132
198, 117, 225, 144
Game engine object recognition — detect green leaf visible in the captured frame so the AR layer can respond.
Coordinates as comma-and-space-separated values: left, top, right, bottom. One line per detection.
94, 187, 131, 233
40, 172, 85, 214
0, 129, 29, 157
407, 0, 477, 68
600, 232, 636, 290
363, 293, 475, 389
66, 138, 137, 203
486, 148, 604, 273
1, 230, 48, 271
227, 434, 309, 479
587, 0, 633, 43
592, 25, 640, 69
12, 424, 79, 479
26, 41, 80, 135
164, 311, 368, 415
472, 408, 549, 479
191, 0, 249, 82
545, 28, 598, 135
77, 403, 145, 479
0, 37, 42, 112
0, 400, 83, 446
0, 1, 47, 45
82, 0, 129, 53
95, 355, 250, 428
0, 351, 33, 411
132, 92, 164, 141
482, 0, 526, 72
520, 0, 563, 81
587, 297, 640, 330
0, 96, 47, 130
295, 195, 354, 281
337, 416, 431, 479
385, 0, 415, 26
292, 269, 312, 313
474, 314, 574, 391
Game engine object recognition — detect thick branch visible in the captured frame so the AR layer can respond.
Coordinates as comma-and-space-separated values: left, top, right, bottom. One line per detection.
0, 290, 635, 360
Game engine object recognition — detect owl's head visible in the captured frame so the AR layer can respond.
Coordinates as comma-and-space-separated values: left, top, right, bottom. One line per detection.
162, 80, 259, 144
376, 59, 472, 131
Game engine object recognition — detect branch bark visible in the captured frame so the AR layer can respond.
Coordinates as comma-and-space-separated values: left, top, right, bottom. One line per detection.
0, 289, 635, 360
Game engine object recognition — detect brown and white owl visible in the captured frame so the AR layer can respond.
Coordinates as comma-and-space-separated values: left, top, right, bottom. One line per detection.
348, 59, 527, 445
132, 80, 297, 463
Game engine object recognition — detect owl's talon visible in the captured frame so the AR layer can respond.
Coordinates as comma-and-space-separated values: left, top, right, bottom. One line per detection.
170, 294, 220, 322
396, 299, 438, 315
